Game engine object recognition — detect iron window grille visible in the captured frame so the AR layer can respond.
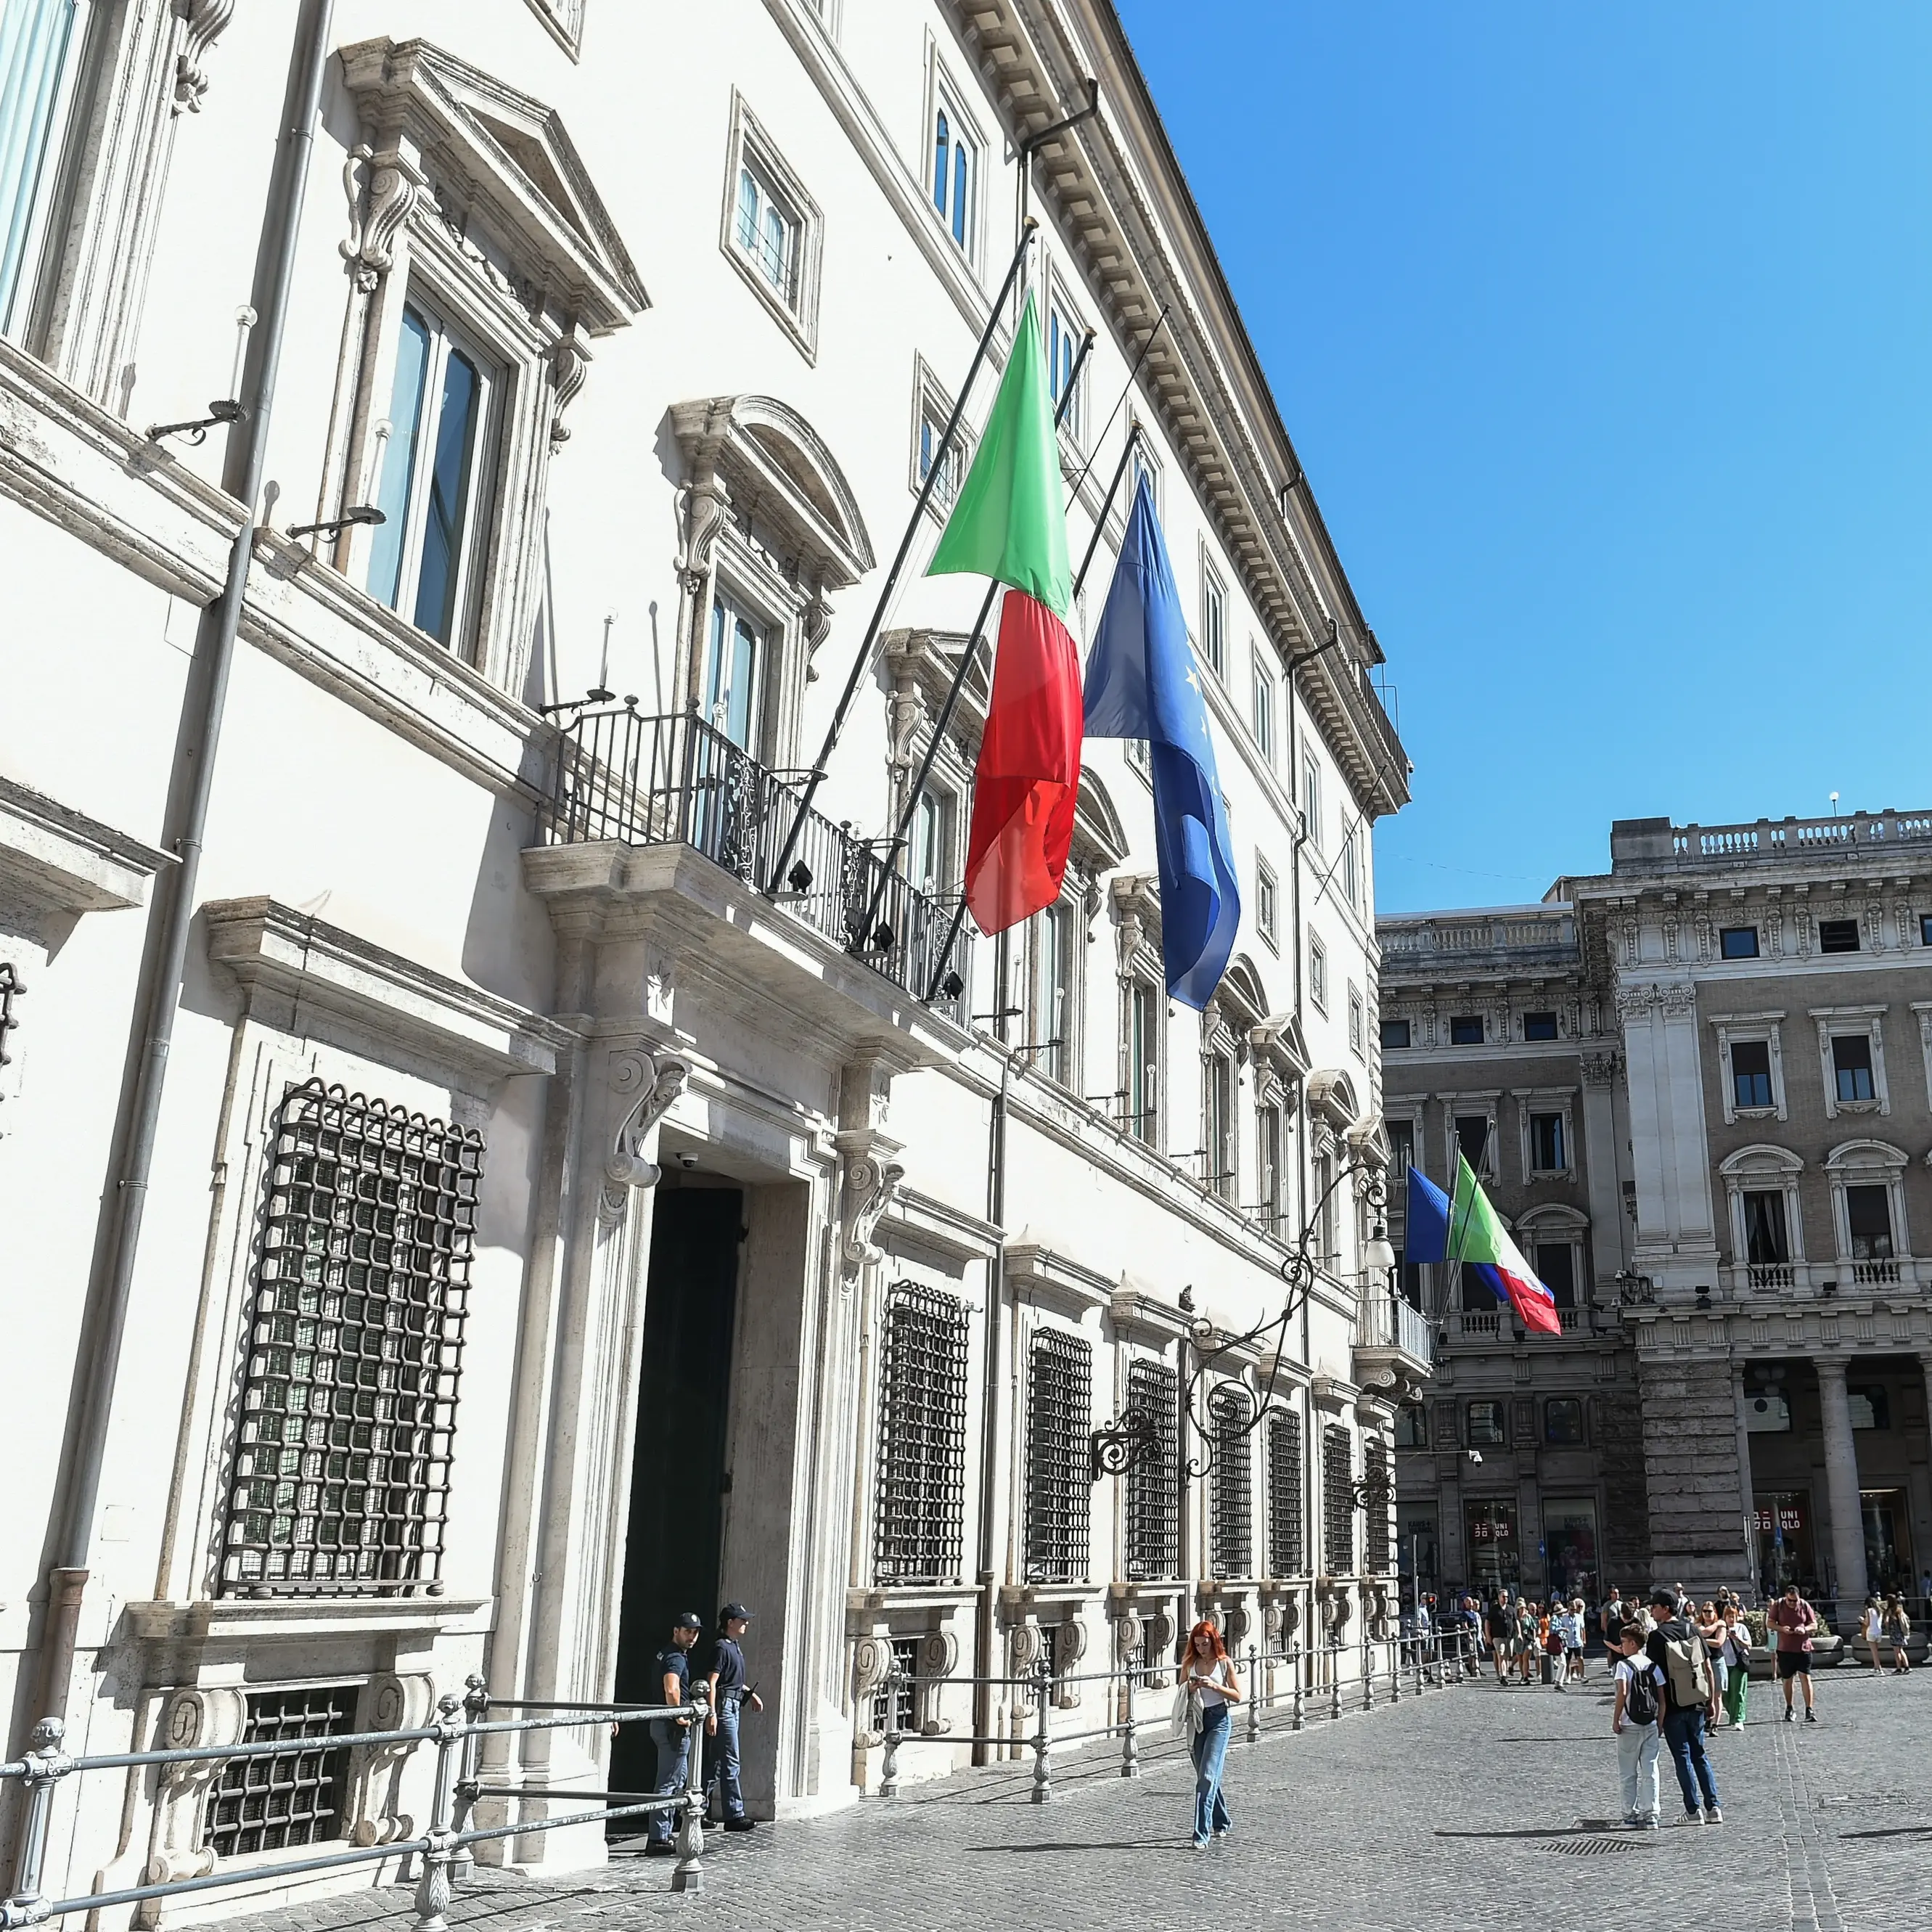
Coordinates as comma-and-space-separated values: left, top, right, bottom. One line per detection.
1024, 1330, 1092, 1584
870, 1635, 920, 1735
219, 1081, 482, 1597
1208, 1384, 1253, 1579
873, 1281, 970, 1585
1322, 1425, 1354, 1576
0, 960, 22, 1075
1364, 1440, 1391, 1573
202, 1685, 357, 1857
1268, 1412, 1304, 1576
1123, 1359, 1179, 1581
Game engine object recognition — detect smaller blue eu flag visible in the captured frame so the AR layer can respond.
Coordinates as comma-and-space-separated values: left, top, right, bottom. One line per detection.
1082, 474, 1240, 1008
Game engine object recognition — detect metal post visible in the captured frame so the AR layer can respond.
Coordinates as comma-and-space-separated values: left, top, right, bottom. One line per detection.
1388, 1637, 1400, 1703
1290, 1647, 1304, 1732
2, 1719, 70, 1921
412, 1696, 463, 1932
1361, 1629, 1374, 1713
671, 1687, 708, 1894
1328, 1641, 1342, 1722
1029, 1659, 1052, 1804
1415, 1635, 1426, 1698
880, 1703, 901, 1801
1121, 1700, 1139, 1780
451, 1675, 488, 1881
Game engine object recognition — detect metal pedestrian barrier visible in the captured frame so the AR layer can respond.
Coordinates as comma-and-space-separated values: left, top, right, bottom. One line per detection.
869, 1632, 1471, 1803
1, 1677, 718, 1929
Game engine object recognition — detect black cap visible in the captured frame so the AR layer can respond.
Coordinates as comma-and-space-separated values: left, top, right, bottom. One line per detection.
672, 1610, 703, 1632
1648, 1587, 1677, 1610
720, 1602, 752, 1623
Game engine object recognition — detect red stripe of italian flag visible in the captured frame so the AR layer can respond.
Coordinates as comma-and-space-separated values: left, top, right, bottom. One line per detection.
1448, 1153, 1563, 1335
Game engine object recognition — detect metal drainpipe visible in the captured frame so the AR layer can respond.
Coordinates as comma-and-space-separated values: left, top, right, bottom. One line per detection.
973, 931, 1013, 1765
27, 0, 337, 1747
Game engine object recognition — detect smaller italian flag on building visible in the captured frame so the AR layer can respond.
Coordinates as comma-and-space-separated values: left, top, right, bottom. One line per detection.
924, 289, 1081, 936
1404, 1156, 1563, 1335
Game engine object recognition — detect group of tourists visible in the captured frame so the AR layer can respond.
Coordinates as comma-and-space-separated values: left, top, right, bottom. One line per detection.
1861, 1593, 1915, 1675
1468, 1591, 1591, 1687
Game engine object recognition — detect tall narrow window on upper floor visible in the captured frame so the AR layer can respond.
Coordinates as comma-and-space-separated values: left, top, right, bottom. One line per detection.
1047, 298, 1084, 441
703, 592, 766, 753
1126, 975, 1158, 1145
1301, 753, 1322, 848
369, 298, 500, 651
734, 159, 800, 307
1340, 826, 1360, 909
911, 785, 954, 894
931, 93, 978, 253
0, 0, 83, 339
1027, 901, 1070, 1086
1251, 652, 1275, 761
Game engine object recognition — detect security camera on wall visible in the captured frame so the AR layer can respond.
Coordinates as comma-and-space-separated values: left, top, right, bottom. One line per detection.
1466, 1449, 1483, 1466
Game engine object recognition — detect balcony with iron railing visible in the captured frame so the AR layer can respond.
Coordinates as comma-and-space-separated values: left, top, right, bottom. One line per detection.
1354, 1292, 1434, 1391
528, 703, 974, 1031
1719, 1256, 1929, 1298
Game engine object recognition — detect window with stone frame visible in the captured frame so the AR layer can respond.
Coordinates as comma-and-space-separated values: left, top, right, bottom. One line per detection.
928, 62, 981, 258
218, 1080, 482, 1597
1024, 1329, 1092, 1584
1321, 1424, 1354, 1576
1125, 972, 1161, 1145
1025, 899, 1073, 1088
327, 38, 645, 693
1256, 856, 1277, 949
1199, 557, 1227, 680
1203, 1044, 1237, 1200
912, 355, 975, 515
1731, 1039, 1774, 1110
873, 1280, 970, 1585
721, 94, 822, 359
1309, 933, 1328, 1013
1267, 1411, 1304, 1576
1465, 1399, 1507, 1447
1208, 1384, 1253, 1579
1123, 1359, 1179, 1581
1255, 1102, 1285, 1233
1543, 1397, 1584, 1445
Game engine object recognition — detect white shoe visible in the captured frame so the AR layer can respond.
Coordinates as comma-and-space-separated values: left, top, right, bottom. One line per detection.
1706, 1808, 1723, 1825
1673, 1811, 1706, 1827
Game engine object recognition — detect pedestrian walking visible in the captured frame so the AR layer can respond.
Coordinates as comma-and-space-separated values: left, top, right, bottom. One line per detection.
1516, 1597, 1541, 1686
1717, 1603, 1751, 1730
1694, 1600, 1728, 1722
1881, 1594, 1911, 1674
1862, 1595, 1886, 1674
703, 1602, 764, 1831
1484, 1594, 1514, 1687
645, 1611, 703, 1855
1175, 1618, 1242, 1849
1601, 1587, 1627, 1651
1645, 1587, 1721, 1825
1565, 1597, 1588, 1683
1611, 1624, 1664, 1830
1768, 1584, 1819, 1723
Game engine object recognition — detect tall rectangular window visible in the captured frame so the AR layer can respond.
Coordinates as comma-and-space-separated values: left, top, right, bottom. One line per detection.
1533, 1242, 1576, 1309
0, 0, 81, 337
1251, 654, 1274, 758
1363, 1441, 1391, 1573
1348, 988, 1364, 1057
1340, 827, 1360, 909
219, 1081, 482, 1597
1743, 1190, 1788, 1264
1123, 1359, 1179, 1580
917, 401, 967, 508
1267, 1412, 1303, 1576
1256, 858, 1277, 946
703, 593, 765, 752
1256, 1104, 1282, 1230
1846, 1185, 1894, 1260
1309, 935, 1327, 1012
733, 160, 800, 304
1205, 1050, 1235, 1200
369, 300, 498, 649
1529, 1112, 1566, 1172
1028, 902, 1069, 1086
1302, 754, 1322, 848
911, 787, 953, 893
1454, 1114, 1491, 1174
1466, 1399, 1507, 1446
931, 92, 978, 250
1322, 1425, 1354, 1575
874, 1281, 970, 1584
1127, 977, 1158, 1144
1832, 1034, 1875, 1103
1200, 567, 1226, 678
1025, 1330, 1092, 1582
1047, 299, 1084, 439
1208, 1385, 1253, 1579
1731, 1039, 1773, 1110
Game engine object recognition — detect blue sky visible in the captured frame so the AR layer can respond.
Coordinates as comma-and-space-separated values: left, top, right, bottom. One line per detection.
1116, 3, 1932, 910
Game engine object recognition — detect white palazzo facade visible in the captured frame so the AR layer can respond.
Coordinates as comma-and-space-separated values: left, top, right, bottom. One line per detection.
0, 0, 1417, 1913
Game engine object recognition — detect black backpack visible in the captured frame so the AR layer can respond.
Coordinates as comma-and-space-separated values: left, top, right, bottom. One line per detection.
1624, 1660, 1659, 1726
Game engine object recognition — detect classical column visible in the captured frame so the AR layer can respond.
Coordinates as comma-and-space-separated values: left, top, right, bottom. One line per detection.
1814, 1358, 1867, 1623
1731, 1366, 1757, 1591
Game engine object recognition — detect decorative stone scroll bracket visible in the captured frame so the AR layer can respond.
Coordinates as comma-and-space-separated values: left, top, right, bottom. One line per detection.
598, 1047, 692, 1225
340, 142, 431, 294
172, 0, 235, 114
840, 1150, 904, 1279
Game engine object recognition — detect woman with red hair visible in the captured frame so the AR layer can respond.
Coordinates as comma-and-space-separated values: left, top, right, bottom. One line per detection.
1179, 1618, 1242, 1847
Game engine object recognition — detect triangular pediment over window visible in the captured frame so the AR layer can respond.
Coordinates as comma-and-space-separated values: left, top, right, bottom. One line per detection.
339, 37, 648, 333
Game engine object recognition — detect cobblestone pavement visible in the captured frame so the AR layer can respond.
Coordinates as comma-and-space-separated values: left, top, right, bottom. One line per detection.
217, 1664, 1929, 1932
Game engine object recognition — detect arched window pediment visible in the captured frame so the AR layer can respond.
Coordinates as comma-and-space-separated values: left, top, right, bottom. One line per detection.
1824, 1138, 1909, 1173
1719, 1143, 1805, 1178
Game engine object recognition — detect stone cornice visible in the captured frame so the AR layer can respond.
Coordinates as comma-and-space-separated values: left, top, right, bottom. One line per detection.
0, 776, 168, 920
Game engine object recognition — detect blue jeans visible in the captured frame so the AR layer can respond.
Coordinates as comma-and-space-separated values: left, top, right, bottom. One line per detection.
1661, 1706, 1719, 1814
709, 1698, 745, 1821
648, 1716, 690, 1844
1190, 1703, 1232, 1843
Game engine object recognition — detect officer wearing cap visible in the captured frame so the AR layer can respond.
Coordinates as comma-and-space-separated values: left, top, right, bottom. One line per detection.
705, 1602, 762, 1831
644, 1611, 703, 1855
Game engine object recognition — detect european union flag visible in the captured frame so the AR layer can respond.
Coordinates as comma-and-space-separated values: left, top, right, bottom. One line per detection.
1082, 474, 1240, 1008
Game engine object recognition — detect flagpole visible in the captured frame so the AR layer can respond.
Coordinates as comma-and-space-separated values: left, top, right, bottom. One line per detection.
766, 220, 1038, 894
854, 329, 1095, 952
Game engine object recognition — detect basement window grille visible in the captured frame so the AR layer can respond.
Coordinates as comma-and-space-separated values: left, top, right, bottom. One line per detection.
1208, 1384, 1253, 1579
1323, 1424, 1355, 1576
870, 1635, 920, 1735
873, 1281, 970, 1584
1123, 1359, 1179, 1581
219, 1080, 482, 1597
202, 1685, 356, 1857
1364, 1440, 1391, 1573
1024, 1329, 1092, 1583
1268, 1411, 1304, 1576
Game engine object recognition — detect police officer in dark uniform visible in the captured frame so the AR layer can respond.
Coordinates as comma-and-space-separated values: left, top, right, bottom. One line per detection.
644, 1611, 703, 1855
705, 1602, 762, 1830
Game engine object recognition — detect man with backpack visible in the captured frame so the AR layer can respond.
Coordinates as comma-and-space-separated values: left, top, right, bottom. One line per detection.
1645, 1586, 1722, 1825
1611, 1624, 1665, 1828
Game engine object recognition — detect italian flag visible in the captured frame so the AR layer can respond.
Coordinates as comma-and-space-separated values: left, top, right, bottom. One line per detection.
925, 290, 1081, 936
1408, 1155, 1563, 1336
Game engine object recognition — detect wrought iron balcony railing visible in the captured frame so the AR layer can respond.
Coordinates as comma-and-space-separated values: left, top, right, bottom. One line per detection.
539, 704, 973, 1026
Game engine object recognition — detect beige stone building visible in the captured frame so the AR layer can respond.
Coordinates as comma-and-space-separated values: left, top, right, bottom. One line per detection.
1383, 810, 1932, 1622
